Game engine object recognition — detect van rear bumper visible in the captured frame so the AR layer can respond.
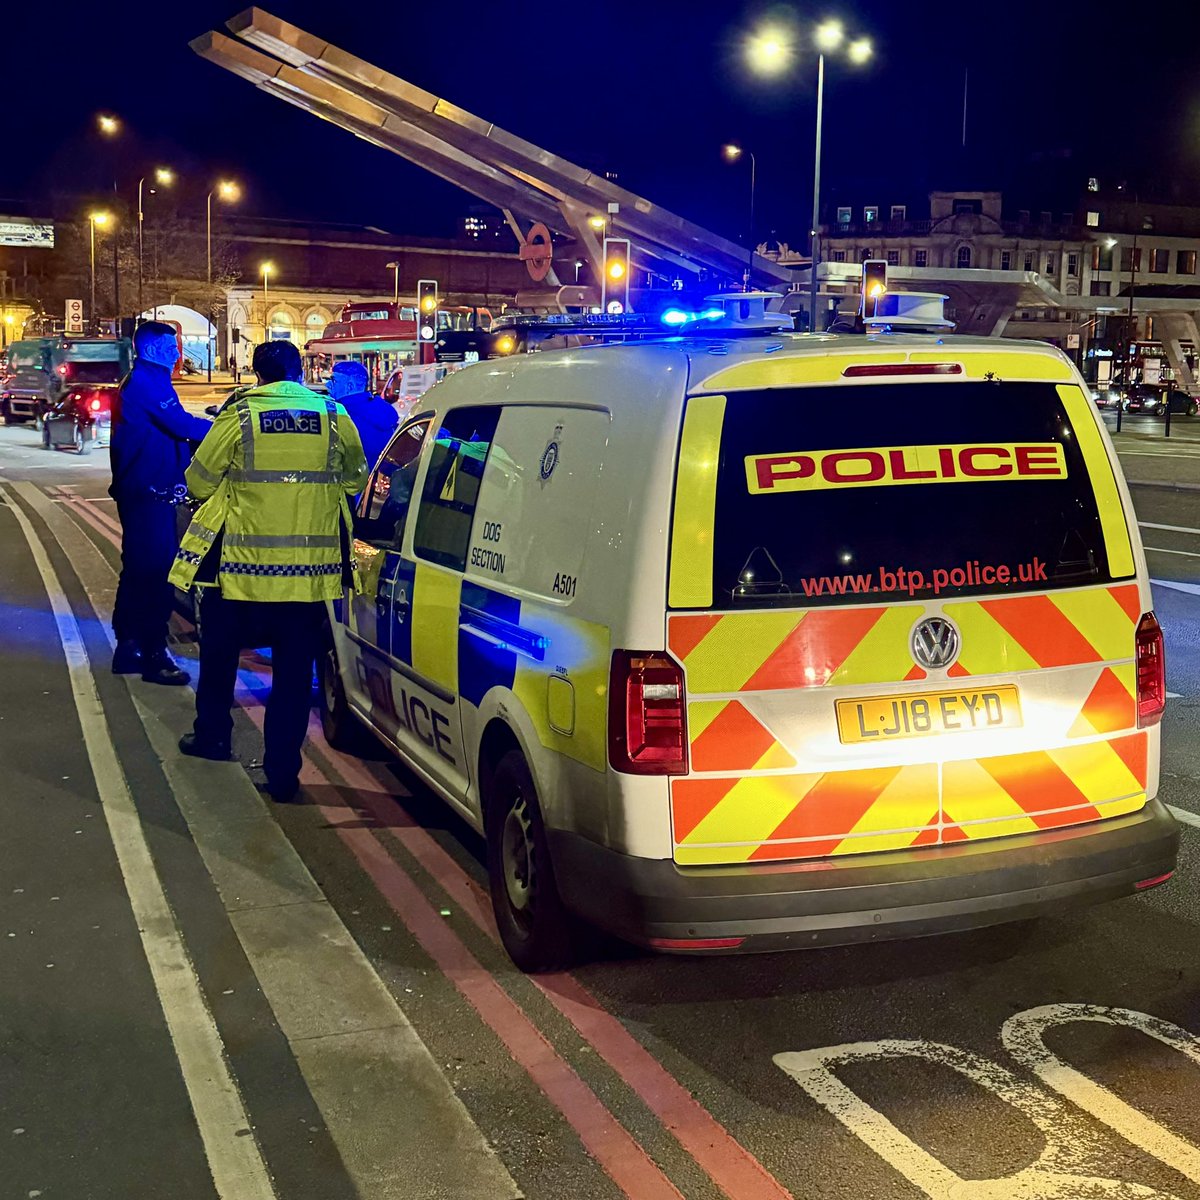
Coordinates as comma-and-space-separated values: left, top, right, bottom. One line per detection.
548, 801, 1180, 952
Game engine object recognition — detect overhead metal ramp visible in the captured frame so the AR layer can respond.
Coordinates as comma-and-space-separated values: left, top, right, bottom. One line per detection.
192, 9, 795, 298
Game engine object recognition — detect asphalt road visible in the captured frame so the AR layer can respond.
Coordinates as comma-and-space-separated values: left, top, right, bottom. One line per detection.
3, 409, 1200, 1200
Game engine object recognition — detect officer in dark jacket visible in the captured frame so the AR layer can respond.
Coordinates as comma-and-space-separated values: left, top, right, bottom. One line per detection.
326, 360, 398, 470
110, 320, 212, 684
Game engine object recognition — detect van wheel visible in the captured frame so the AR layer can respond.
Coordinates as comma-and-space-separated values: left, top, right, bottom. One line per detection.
319, 634, 372, 753
486, 750, 574, 972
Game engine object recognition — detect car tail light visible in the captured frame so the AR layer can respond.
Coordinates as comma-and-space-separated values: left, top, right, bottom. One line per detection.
1136, 612, 1165, 727
842, 362, 963, 378
57, 364, 69, 376
89, 397, 103, 412
609, 651, 688, 775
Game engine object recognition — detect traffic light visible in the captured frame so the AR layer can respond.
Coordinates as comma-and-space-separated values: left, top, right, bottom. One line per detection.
602, 238, 631, 314
417, 279, 438, 342
861, 259, 887, 318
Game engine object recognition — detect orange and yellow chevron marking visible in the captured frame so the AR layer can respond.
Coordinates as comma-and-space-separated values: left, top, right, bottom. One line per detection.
689, 700, 796, 773
942, 732, 1147, 841
943, 583, 1140, 678
671, 731, 1149, 865
1068, 664, 1136, 738
670, 763, 937, 865
668, 603, 927, 696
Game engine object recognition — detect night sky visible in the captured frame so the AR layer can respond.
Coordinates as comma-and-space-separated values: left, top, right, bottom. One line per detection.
4, 1, 1199, 246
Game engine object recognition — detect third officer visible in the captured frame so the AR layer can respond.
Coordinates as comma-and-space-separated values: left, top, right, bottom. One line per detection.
169, 340, 367, 801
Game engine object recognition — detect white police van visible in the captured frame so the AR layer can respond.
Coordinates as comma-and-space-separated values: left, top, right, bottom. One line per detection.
321, 297, 1178, 971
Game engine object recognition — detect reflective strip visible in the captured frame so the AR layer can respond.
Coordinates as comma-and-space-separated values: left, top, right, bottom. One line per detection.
226, 469, 338, 485
234, 396, 255, 470
693, 349, 1076, 393
324, 399, 339, 472
185, 521, 219, 545
219, 561, 342, 577
189, 458, 222, 486
668, 394, 726, 610
175, 548, 204, 566
223, 532, 341, 549
1056, 383, 1136, 579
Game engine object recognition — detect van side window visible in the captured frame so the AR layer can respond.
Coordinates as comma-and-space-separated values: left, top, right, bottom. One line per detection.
413, 406, 501, 571
359, 418, 431, 549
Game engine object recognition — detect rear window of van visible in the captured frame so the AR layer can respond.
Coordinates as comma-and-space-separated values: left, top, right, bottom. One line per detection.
692, 381, 1130, 610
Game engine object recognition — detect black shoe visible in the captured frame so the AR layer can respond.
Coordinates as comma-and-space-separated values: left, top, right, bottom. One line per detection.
255, 777, 301, 803
178, 731, 234, 762
112, 641, 143, 675
142, 651, 190, 686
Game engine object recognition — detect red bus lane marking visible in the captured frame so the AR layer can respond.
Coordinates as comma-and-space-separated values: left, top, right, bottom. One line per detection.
231, 686, 686, 1200
315, 728, 795, 1200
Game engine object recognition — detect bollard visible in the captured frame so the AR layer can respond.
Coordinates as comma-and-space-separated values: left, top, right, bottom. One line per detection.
1165, 397, 1172, 438
1115, 396, 1123, 433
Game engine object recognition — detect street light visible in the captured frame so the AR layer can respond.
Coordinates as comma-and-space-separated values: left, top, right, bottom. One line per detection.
745, 17, 873, 331
261, 262, 275, 344
723, 143, 757, 290
386, 260, 400, 303
89, 211, 113, 334
206, 180, 240, 382
2, 312, 13, 350
97, 114, 120, 137
137, 167, 175, 321
745, 26, 792, 75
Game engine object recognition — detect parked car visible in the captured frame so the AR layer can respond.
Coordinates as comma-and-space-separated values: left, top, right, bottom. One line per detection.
1090, 387, 1121, 408
41, 384, 116, 453
1122, 386, 1198, 417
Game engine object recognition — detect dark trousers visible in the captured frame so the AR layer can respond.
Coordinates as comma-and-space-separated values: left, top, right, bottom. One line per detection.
194, 591, 323, 788
113, 498, 180, 654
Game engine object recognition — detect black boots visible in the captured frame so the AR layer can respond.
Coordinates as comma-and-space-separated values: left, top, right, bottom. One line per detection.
113, 642, 190, 686
178, 731, 234, 762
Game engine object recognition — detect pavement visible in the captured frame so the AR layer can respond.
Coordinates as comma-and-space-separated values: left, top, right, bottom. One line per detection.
2, 409, 1200, 1200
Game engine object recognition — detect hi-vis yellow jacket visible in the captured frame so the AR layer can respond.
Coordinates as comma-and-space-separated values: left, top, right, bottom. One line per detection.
168, 381, 369, 602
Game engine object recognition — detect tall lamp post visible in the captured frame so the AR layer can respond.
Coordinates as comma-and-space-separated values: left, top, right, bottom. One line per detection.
745, 21, 872, 331
722, 144, 757, 289
2, 312, 13, 350
89, 211, 113, 334
96, 115, 123, 331
138, 167, 174, 323
206, 180, 240, 382
260, 262, 275, 347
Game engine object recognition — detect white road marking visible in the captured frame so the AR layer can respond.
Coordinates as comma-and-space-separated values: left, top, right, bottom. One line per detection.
1144, 545, 1200, 559
1168, 805, 1200, 829
775, 1037, 1175, 1198
3, 486, 277, 1200
1151, 578, 1200, 596
1003, 1006, 1200, 1184
1140, 521, 1200, 536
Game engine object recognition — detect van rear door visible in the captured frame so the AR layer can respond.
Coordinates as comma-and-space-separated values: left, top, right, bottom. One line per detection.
666, 375, 1151, 867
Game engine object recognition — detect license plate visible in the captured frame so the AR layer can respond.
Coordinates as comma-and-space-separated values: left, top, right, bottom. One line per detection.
836, 686, 1022, 744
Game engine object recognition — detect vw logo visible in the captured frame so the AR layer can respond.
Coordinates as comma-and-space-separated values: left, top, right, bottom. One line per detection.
911, 617, 961, 670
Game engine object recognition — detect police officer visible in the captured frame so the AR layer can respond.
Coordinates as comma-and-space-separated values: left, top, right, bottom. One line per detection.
110, 320, 212, 684
170, 340, 368, 801
325, 359, 398, 469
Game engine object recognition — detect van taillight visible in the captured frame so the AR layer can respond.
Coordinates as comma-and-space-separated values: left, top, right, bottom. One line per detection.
1136, 612, 1165, 727
609, 651, 688, 775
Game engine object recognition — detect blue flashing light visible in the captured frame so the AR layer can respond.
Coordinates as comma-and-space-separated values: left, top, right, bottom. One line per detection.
660, 307, 727, 328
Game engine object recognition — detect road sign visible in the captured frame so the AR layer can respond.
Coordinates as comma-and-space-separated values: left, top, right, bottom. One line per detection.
1066, 333, 1081, 349
518, 223, 553, 282
65, 298, 84, 334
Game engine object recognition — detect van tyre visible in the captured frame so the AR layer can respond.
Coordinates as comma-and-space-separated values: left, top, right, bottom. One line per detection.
486, 750, 574, 972
319, 633, 372, 753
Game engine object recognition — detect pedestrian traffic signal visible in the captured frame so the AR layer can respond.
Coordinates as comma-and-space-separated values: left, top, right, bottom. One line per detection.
861, 259, 887, 318
417, 279, 438, 342
602, 238, 631, 314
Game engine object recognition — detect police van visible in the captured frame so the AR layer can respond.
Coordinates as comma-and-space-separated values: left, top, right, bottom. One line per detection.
321, 298, 1179, 971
